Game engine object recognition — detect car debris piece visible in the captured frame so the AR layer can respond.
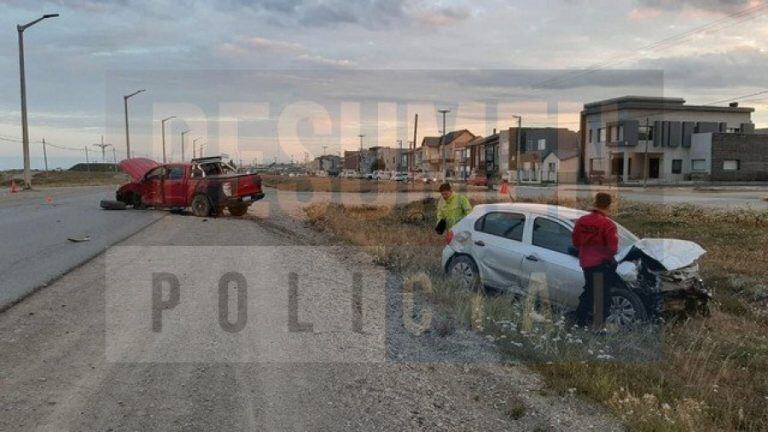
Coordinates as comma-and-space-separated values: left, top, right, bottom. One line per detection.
67, 236, 90, 242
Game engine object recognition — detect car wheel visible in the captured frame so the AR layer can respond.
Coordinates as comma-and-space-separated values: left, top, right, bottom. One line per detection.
605, 287, 648, 330
228, 204, 249, 217
132, 192, 146, 209
191, 194, 212, 217
448, 255, 482, 293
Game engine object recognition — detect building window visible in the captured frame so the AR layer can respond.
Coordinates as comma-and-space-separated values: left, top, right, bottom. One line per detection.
672, 159, 683, 174
723, 160, 740, 171
611, 126, 618, 142
726, 127, 741, 133
598, 128, 606, 143
618, 125, 624, 141
548, 162, 556, 172
638, 125, 653, 141
589, 129, 593, 143
538, 139, 546, 150
691, 159, 706, 171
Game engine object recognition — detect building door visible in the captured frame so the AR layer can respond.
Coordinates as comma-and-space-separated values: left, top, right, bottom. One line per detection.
649, 158, 660, 179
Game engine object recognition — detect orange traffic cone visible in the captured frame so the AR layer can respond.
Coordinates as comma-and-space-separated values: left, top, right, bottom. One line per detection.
10, 179, 19, 193
499, 179, 509, 195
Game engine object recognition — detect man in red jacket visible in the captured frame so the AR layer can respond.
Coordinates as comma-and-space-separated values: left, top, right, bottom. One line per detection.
572, 192, 619, 328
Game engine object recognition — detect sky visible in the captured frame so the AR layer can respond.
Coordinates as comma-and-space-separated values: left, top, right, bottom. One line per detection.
1, 0, 767, 169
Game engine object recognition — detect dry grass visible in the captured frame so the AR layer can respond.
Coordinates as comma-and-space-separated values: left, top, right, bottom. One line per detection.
262, 174, 489, 193
305, 197, 768, 431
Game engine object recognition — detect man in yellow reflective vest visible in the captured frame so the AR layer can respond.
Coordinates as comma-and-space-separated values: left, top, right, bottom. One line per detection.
436, 182, 472, 231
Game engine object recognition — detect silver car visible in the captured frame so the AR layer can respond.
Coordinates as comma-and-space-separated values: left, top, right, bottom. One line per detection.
441, 203, 710, 327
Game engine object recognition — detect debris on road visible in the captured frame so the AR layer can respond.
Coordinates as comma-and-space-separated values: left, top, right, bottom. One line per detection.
67, 236, 90, 243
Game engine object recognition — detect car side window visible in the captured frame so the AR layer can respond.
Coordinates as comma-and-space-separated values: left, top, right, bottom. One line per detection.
475, 212, 525, 241
532, 217, 573, 255
146, 167, 164, 180
166, 166, 184, 180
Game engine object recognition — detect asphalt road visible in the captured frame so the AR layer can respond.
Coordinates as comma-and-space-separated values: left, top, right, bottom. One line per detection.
0, 186, 164, 309
0, 210, 621, 431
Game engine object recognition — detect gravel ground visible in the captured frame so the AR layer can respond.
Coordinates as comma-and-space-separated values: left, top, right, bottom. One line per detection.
0, 199, 624, 431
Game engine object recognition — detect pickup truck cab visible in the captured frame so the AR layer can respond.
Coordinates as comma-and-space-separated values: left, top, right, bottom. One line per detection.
117, 156, 265, 217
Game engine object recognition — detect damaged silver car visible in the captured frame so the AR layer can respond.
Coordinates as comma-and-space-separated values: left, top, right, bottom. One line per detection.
441, 203, 711, 328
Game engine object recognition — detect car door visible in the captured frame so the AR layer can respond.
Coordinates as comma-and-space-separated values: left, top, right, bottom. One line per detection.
471, 212, 530, 293
163, 165, 188, 207
521, 216, 584, 309
142, 166, 165, 206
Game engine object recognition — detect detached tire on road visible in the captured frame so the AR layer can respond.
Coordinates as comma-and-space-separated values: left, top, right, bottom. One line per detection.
100, 199, 127, 210
191, 194, 212, 217
228, 204, 249, 217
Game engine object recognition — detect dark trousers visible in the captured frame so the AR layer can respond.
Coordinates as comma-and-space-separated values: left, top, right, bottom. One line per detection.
576, 261, 618, 328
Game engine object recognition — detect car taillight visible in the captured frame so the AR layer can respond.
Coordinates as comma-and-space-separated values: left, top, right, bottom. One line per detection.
445, 230, 454, 244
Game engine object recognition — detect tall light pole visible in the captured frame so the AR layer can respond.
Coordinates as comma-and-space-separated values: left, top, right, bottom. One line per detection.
123, 89, 145, 159
512, 115, 522, 183
358, 134, 365, 175
193, 137, 201, 159
438, 109, 450, 180
18, 13, 59, 189
180, 130, 190, 162
160, 116, 175, 163
397, 139, 403, 172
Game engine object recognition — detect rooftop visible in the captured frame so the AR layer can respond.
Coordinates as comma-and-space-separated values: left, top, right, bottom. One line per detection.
583, 95, 754, 115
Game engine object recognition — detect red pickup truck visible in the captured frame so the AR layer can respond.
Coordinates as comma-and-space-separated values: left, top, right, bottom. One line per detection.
116, 157, 264, 217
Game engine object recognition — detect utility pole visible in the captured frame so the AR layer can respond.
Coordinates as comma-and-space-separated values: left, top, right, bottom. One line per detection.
123, 89, 145, 159
84, 145, 91, 176
512, 115, 522, 183
643, 118, 650, 188
199, 143, 205, 158
112, 147, 117, 171
358, 134, 365, 175
18, 13, 59, 189
193, 138, 201, 159
92, 135, 112, 162
438, 109, 450, 180
161, 116, 175, 163
180, 130, 190, 161
411, 113, 418, 174
41, 138, 48, 172
397, 139, 403, 172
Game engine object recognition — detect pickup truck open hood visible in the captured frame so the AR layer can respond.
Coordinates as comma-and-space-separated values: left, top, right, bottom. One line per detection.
617, 238, 706, 271
119, 158, 159, 181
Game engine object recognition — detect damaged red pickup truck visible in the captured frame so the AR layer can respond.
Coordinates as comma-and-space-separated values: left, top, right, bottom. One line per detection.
116, 157, 264, 217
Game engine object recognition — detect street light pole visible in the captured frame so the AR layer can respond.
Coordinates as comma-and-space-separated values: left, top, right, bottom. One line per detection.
17, 13, 59, 189
438, 109, 450, 180
512, 115, 522, 183
180, 130, 190, 162
193, 138, 201, 159
161, 116, 175, 163
358, 134, 365, 175
123, 89, 145, 159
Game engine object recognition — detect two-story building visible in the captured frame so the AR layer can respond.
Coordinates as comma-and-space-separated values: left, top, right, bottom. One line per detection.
580, 96, 756, 183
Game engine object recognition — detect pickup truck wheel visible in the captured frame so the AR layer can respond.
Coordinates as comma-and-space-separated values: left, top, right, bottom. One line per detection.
100, 199, 127, 210
605, 287, 647, 330
132, 192, 146, 209
191, 194, 212, 217
228, 204, 249, 217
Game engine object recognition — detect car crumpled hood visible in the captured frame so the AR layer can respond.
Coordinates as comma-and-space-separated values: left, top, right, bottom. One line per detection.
118, 158, 159, 181
617, 238, 706, 271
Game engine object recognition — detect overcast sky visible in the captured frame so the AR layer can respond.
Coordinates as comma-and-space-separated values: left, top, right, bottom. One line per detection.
1, 0, 767, 168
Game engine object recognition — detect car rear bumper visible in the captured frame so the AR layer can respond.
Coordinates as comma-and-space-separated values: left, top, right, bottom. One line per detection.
228, 192, 265, 205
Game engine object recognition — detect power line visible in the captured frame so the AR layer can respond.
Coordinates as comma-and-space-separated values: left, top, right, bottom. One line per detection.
531, 2, 768, 89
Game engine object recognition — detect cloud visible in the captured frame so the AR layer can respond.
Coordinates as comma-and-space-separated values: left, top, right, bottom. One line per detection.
633, 0, 753, 13
636, 46, 768, 88
235, 0, 472, 28
218, 36, 354, 68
